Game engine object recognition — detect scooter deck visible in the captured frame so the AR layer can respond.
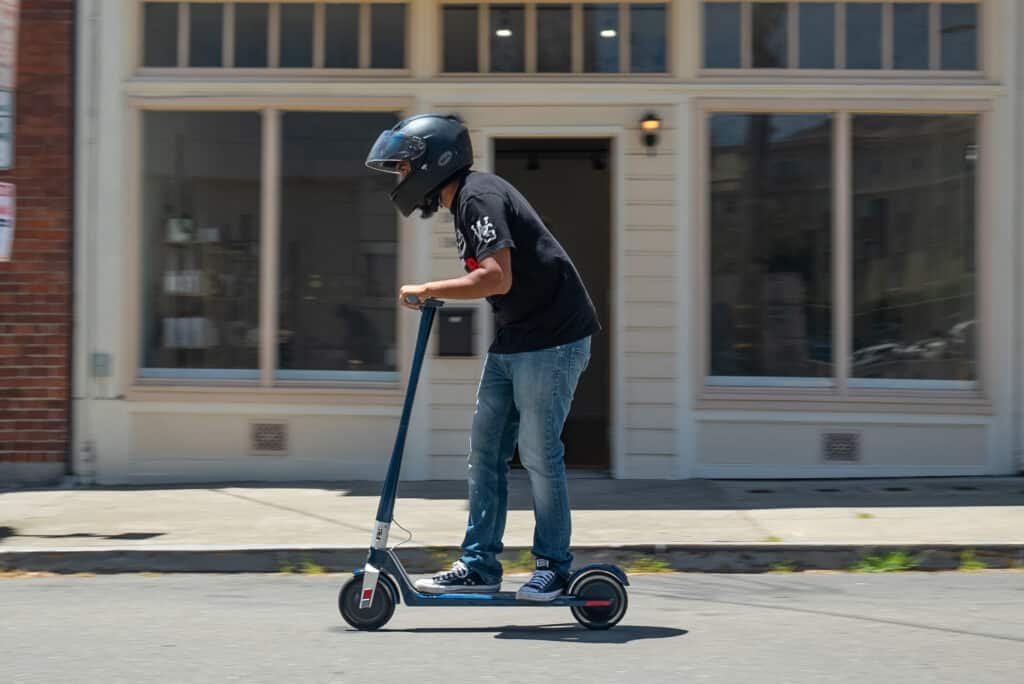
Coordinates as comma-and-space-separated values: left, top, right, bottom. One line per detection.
402, 590, 610, 608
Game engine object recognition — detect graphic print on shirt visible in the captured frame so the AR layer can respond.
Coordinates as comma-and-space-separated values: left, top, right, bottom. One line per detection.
471, 217, 496, 246
454, 224, 479, 272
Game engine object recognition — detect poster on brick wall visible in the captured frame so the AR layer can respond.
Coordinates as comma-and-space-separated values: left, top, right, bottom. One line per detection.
0, 182, 13, 261
0, 0, 18, 90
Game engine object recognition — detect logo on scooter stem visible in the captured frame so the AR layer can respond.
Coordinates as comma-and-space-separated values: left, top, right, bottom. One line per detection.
373, 521, 389, 548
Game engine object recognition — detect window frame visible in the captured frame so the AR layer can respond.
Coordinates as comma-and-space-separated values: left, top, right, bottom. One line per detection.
136, 0, 411, 76
125, 99, 417, 396
700, 0, 987, 77
438, 0, 674, 76
694, 98, 993, 409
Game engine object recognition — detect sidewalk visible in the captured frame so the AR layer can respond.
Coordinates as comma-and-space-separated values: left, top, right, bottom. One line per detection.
1, 475, 1023, 573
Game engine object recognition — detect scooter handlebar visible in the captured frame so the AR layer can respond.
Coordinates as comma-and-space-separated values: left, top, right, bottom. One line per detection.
403, 294, 445, 308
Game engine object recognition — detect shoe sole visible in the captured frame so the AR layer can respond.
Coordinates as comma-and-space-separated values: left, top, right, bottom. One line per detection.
515, 589, 564, 602
414, 582, 501, 595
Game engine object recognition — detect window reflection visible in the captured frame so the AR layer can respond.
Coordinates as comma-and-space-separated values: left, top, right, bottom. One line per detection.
141, 112, 261, 373
584, 4, 619, 73
491, 5, 525, 73
709, 114, 833, 378
753, 3, 788, 68
846, 2, 882, 69
444, 6, 479, 72
704, 2, 741, 68
799, 2, 834, 69
278, 113, 399, 375
630, 4, 667, 73
189, 3, 223, 67
537, 5, 572, 72
852, 116, 977, 381
941, 3, 978, 70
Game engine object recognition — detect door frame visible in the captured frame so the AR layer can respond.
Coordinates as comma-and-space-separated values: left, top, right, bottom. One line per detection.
481, 125, 626, 477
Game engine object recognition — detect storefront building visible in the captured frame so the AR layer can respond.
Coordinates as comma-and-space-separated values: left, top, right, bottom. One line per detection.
74, 0, 1024, 483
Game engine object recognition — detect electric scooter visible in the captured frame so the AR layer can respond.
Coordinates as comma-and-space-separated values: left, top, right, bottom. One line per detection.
338, 296, 629, 631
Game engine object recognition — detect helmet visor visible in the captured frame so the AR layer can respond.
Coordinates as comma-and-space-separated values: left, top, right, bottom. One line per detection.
365, 130, 427, 174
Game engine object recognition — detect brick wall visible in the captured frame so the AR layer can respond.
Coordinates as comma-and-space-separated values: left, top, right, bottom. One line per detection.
0, 1, 74, 471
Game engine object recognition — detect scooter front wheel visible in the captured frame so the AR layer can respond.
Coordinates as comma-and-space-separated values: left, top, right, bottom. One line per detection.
569, 574, 628, 630
338, 575, 396, 630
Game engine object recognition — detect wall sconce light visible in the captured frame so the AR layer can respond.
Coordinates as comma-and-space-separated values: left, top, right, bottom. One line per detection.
641, 113, 661, 151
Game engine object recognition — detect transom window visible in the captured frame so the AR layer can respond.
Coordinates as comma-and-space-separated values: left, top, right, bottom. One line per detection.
703, 1, 980, 72
441, 2, 669, 74
141, 1, 408, 70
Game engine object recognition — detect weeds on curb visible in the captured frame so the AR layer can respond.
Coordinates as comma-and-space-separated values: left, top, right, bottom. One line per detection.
763, 536, 784, 543
958, 550, 988, 572
623, 555, 673, 574
500, 550, 535, 574
850, 551, 918, 573
769, 561, 798, 573
855, 512, 875, 520
427, 547, 460, 572
300, 558, 326, 575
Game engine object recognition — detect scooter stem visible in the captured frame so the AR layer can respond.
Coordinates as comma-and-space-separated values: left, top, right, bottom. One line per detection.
374, 298, 443, 532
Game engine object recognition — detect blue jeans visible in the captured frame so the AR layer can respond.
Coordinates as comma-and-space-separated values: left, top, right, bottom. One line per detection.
459, 336, 591, 584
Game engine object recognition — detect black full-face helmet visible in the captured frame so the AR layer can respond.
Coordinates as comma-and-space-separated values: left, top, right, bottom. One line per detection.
365, 113, 474, 218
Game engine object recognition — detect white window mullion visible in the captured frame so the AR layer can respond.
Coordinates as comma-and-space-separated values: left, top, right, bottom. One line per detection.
882, 1, 894, 70
479, 3, 491, 73
269, 3, 281, 68
928, 1, 940, 70
525, 3, 538, 73
178, 2, 190, 68
223, 2, 235, 68
740, 0, 752, 69
788, 0, 799, 69
571, 2, 584, 73
359, 2, 371, 69
835, 0, 846, 69
260, 109, 281, 387
834, 110, 852, 394
619, 2, 630, 73
313, 2, 326, 69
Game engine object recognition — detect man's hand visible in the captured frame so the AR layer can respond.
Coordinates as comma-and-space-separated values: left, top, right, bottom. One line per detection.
399, 284, 430, 310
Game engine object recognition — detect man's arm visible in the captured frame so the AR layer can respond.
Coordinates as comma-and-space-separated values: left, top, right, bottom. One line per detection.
399, 248, 512, 309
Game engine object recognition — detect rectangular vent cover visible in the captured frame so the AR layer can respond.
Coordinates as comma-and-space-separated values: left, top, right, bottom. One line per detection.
823, 432, 861, 463
250, 422, 288, 455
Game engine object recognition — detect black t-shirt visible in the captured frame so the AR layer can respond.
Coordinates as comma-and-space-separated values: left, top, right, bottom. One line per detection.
451, 171, 600, 354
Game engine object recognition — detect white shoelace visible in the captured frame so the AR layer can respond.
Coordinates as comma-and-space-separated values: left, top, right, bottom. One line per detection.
436, 561, 470, 581
525, 569, 556, 590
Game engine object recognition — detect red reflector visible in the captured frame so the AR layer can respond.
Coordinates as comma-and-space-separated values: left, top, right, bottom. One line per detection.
362, 589, 373, 600
584, 600, 611, 607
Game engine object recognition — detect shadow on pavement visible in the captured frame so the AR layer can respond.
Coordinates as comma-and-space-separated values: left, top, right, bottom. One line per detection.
352, 624, 687, 643
7, 532, 164, 541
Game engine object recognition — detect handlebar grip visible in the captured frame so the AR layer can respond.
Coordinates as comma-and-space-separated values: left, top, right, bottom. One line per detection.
403, 295, 444, 308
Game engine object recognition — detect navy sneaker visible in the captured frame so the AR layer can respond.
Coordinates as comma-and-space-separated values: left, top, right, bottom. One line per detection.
414, 560, 500, 594
515, 558, 567, 602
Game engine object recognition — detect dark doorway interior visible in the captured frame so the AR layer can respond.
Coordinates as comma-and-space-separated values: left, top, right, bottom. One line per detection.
494, 138, 612, 470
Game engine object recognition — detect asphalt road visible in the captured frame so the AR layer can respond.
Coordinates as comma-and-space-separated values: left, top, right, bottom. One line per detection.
2, 572, 1022, 684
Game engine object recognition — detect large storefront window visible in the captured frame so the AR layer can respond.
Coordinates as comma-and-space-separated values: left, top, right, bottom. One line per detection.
141, 111, 262, 377
709, 114, 834, 379
140, 109, 399, 382
851, 115, 977, 382
707, 110, 979, 387
278, 112, 399, 379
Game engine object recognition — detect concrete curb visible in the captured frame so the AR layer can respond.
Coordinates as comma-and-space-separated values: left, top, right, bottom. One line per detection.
2, 544, 1022, 574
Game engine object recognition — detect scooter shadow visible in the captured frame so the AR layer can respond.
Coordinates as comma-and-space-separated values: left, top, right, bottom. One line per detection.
373, 624, 687, 643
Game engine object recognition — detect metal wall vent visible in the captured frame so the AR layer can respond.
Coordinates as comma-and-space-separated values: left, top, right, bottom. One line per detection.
250, 422, 288, 455
823, 432, 861, 463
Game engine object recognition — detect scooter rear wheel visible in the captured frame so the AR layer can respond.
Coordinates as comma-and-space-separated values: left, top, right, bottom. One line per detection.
569, 574, 628, 630
338, 575, 396, 631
